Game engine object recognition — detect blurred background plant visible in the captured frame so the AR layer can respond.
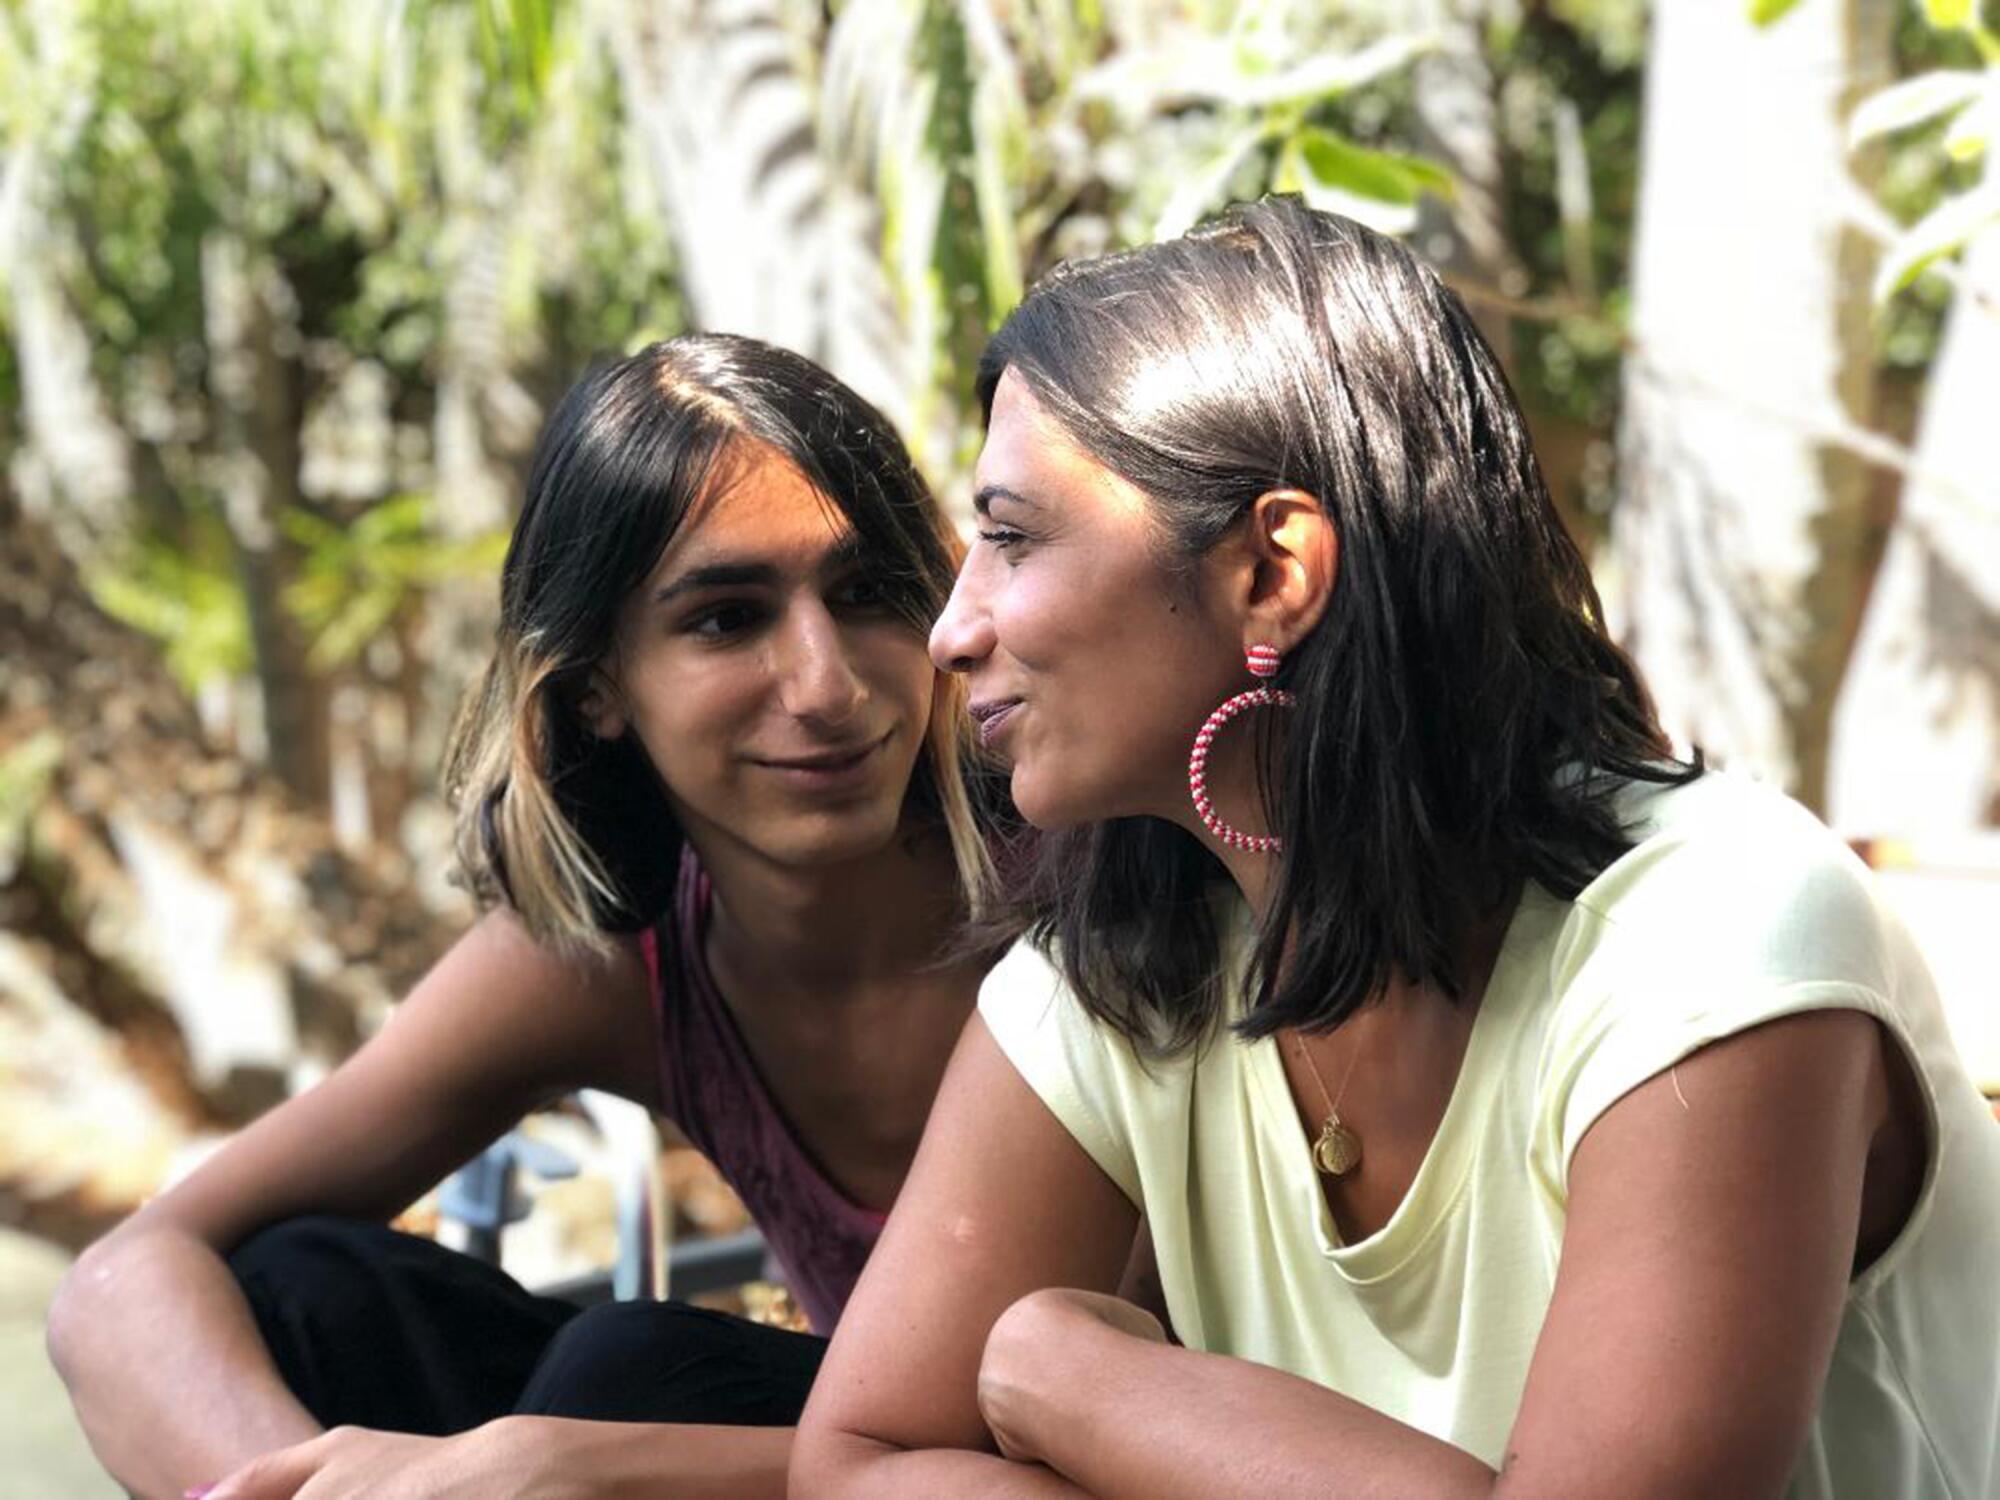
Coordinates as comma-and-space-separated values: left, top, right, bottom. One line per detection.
1, 1, 1995, 1482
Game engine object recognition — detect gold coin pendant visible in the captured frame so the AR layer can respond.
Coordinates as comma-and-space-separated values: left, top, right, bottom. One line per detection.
1312, 1118, 1362, 1177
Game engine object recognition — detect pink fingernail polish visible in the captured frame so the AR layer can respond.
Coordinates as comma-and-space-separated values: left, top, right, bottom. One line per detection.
185, 1486, 215, 1499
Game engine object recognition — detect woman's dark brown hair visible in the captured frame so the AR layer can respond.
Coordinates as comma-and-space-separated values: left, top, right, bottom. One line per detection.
983, 197, 1699, 1054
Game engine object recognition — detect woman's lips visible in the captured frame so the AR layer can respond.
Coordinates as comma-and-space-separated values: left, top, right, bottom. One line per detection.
968, 698, 1023, 748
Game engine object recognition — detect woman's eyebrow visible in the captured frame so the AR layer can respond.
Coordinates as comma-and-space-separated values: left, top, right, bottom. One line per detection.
972, 484, 1040, 519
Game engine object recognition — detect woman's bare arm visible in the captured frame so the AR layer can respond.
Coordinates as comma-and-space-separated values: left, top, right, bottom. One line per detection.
907, 1008, 1889, 1500
790, 1014, 1140, 1497
45, 907, 659, 1499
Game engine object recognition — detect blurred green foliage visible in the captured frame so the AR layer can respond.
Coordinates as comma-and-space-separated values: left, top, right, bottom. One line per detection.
283, 496, 509, 672
2, 0, 681, 691
4, 0, 1989, 737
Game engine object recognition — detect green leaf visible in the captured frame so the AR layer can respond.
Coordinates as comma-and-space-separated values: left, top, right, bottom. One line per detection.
1748, 0, 1805, 27
969, 72, 1025, 323
1293, 128, 1454, 208
1921, 0, 1975, 31
86, 558, 253, 691
1943, 94, 1994, 161
0, 731, 64, 879
1847, 70, 1985, 149
1874, 185, 2000, 302
308, 583, 403, 670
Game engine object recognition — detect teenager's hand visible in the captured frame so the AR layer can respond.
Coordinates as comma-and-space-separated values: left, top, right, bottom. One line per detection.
196, 1422, 537, 1499
977, 1287, 1167, 1466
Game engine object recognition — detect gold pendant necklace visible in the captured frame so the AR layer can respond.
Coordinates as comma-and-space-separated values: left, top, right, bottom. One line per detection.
1292, 1029, 1365, 1178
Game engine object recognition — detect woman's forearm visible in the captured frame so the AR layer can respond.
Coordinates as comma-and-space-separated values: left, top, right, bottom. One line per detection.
1011, 1302, 1496, 1500
47, 1227, 321, 1499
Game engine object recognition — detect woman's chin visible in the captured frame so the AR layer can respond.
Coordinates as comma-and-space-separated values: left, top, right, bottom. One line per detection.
1009, 765, 1126, 832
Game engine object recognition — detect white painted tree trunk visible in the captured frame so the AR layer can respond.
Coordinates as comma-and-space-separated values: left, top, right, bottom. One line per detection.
602, 0, 917, 434
1410, 2, 1524, 363
1, 148, 132, 551
1609, 0, 1892, 807
1827, 221, 2000, 834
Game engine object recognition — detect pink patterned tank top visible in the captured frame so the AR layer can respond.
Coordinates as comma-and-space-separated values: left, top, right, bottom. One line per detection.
639, 846, 888, 1335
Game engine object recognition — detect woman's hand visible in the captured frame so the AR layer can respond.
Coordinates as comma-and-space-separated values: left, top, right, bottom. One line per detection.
197, 1421, 537, 1500
977, 1287, 1167, 1467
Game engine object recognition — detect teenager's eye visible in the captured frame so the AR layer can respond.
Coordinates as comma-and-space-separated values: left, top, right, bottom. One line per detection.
831, 574, 893, 612
684, 602, 766, 640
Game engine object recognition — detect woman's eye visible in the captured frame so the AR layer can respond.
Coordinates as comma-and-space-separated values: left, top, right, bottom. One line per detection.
976, 527, 1029, 553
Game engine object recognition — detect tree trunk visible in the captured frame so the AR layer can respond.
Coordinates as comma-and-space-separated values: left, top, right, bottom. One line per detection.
1411, 2, 1522, 366
202, 233, 330, 807
1609, 0, 1894, 810
604, 0, 918, 434
3, 143, 132, 554
1827, 223, 2000, 832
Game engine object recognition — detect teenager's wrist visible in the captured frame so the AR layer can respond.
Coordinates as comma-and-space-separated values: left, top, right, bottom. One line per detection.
471, 1417, 577, 1495
479, 1414, 794, 1499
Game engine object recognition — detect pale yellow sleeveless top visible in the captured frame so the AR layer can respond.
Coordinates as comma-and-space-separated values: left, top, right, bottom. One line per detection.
980, 772, 2000, 1497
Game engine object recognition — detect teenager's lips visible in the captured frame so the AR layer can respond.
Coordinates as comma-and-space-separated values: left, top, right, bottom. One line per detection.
751, 730, 894, 790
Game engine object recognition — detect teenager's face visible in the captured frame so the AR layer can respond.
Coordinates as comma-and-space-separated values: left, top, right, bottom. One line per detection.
599, 442, 936, 872
929, 369, 1244, 831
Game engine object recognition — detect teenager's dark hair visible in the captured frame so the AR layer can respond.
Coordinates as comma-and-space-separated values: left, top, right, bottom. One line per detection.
444, 332, 989, 952
981, 197, 1699, 1054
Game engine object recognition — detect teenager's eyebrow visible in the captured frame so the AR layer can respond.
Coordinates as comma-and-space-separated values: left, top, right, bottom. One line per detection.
972, 484, 1041, 519
652, 533, 871, 606
652, 562, 778, 606
817, 533, 871, 576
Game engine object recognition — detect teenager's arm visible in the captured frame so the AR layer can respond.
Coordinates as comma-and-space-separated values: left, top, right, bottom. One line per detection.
790, 1014, 1141, 1497
201, 1416, 796, 1500
890, 1008, 1889, 1499
45, 907, 660, 1500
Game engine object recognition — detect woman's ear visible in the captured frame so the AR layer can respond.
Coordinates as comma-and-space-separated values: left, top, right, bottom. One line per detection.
577, 666, 629, 741
1241, 488, 1338, 653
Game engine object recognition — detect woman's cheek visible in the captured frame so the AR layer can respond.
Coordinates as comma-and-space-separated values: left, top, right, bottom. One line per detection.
991, 566, 1072, 668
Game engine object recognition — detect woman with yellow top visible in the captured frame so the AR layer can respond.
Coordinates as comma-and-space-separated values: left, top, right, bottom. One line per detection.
791, 198, 2000, 1498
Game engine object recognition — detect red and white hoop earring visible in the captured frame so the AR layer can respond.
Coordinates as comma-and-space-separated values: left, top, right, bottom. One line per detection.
1188, 644, 1297, 853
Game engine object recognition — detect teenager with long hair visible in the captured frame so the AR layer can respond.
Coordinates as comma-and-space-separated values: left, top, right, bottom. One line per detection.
793, 200, 1999, 1499
48, 333, 1005, 1499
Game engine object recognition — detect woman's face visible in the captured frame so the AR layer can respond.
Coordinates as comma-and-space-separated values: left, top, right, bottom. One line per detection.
598, 442, 937, 873
930, 369, 1245, 830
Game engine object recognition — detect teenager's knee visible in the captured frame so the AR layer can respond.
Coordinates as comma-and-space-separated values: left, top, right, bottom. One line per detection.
514, 1301, 715, 1418
229, 1214, 386, 1282
515, 1301, 825, 1425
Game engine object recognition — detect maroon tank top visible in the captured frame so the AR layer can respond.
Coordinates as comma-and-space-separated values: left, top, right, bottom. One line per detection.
639, 846, 888, 1334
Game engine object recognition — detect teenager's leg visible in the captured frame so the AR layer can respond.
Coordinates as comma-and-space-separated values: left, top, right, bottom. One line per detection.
513, 1300, 826, 1424
229, 1216, 579, 1434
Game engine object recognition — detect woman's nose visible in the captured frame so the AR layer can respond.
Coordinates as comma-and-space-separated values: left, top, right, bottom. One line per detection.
929, 564, 995, 675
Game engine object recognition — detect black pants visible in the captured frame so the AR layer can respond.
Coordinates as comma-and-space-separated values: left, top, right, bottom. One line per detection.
229, 1216, 827, 1434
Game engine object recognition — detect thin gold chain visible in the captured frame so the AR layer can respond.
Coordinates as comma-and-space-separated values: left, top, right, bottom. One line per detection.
1291, 1026, 1365, 1119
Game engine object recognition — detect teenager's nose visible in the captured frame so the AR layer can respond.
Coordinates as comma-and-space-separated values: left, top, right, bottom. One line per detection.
929, 560, 995, 675
778, 603, 867, 726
